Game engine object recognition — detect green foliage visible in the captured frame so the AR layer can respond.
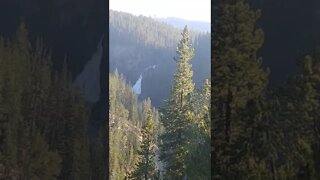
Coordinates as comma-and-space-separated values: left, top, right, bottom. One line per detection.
26, 132, 62, 180
110, 10, 181, 49
212, 0, 269, 179
0, 23, 91, 179
160, 26, 195, 179
159, 26, 211, 179
110, 10, 210, 107
109, 71, 160, 180
212, 1, 320, 178
273, 52, 320, 179
131, 110, 158, 180
185, 79, 211, 179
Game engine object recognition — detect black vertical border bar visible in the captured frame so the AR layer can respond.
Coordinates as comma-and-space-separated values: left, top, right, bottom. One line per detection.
104, 0, 109, 178
211, 0, 215, 179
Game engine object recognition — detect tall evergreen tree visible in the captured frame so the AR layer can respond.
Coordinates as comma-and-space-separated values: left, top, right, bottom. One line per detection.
212, 0, 268, 179
277, 53, 320, 179
185, 79, 211, 179
160, 25, 195, 179
131, 109, 157, 180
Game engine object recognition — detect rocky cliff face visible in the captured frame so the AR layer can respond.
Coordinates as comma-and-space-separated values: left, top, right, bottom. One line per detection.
0, 0, 107, 178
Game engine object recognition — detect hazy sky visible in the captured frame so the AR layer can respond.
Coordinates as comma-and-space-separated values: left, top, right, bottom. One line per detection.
110, 0, 211, 22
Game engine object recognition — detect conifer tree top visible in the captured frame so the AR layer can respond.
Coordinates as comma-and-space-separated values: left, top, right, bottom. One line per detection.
171, 25, 195, 104
175, 25, 194, 63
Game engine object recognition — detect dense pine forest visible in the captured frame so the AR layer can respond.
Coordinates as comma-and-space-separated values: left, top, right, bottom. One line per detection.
212, 0, 320, 179
0, 0, 107, 179
0, 24, 106, 179
109, 70, 161, 179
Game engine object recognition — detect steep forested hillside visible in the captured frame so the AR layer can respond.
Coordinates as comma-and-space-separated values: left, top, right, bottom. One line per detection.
109, 70, 161, 179
0, 24, 97, 179
110, 26, 211, 179
0, 1, 108, 179
110, 10, 210, 107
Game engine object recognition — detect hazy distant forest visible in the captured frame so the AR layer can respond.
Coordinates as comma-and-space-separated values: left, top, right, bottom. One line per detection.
109, 10, 210, 107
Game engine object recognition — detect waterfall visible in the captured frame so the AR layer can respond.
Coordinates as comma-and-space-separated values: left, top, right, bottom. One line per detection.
132, 65, 157, 95
73, 36, 103, 104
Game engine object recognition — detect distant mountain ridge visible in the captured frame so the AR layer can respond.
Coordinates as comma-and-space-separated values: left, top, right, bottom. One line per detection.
155, 17, 210, 32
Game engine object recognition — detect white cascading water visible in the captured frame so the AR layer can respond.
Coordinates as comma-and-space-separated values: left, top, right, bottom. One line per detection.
132, 75, 143, 94
132, 65, 157, 95
73, 36, 103, 104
